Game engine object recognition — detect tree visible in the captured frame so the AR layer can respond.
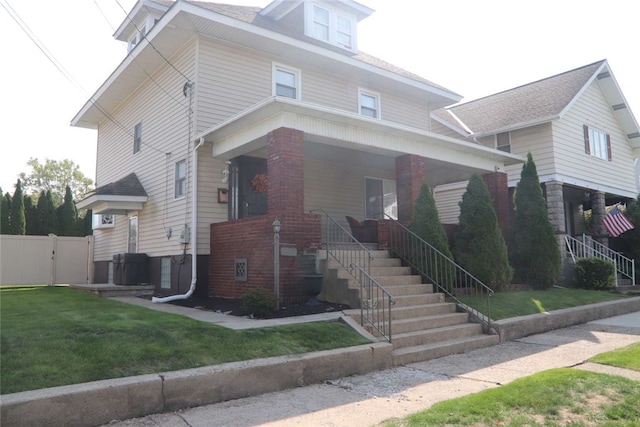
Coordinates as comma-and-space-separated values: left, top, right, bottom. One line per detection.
510, 153, 560, 289
9, 180, 26, 235
24, 195, 38, 235
19, 158, 93, 206
409, 182, 455, 286
37, 190, 57, 235
410, 182, 453, 258
56, 186, 78, 236
1, 188, 10, 234
454, 174, 512, 291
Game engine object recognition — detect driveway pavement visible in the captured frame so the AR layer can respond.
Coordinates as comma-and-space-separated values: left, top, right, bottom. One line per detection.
100, 311, 640, 427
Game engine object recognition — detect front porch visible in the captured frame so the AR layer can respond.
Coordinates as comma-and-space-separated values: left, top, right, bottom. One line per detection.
201, 98, 523, 304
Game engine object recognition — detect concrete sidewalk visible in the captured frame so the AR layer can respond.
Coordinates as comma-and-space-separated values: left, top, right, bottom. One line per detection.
101, 311, 640, 427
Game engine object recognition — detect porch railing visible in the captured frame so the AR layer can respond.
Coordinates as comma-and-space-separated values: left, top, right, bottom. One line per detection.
350, 264, 395, 342
565, 234, 636, 286
386, 216, 494, 333
312, 209, 394, 342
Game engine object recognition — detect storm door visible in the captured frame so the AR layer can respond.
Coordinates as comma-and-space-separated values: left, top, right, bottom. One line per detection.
229, 156, 268, 219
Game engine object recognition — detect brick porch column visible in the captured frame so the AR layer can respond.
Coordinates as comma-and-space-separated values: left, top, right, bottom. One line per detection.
267, 127, 304, 219
482, 171, 510, 237
395, 154, 426, 225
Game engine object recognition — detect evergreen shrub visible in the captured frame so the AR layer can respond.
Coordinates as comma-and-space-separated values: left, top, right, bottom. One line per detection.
574, 258, 615, 290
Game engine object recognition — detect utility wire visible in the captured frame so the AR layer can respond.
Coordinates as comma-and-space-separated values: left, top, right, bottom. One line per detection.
93, 0, 189, 113
1, 0, 168, 155
114, 0, 191, 83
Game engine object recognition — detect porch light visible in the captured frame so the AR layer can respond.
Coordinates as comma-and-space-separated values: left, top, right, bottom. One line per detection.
272, 218, 281, 234
221, 165, 230, 183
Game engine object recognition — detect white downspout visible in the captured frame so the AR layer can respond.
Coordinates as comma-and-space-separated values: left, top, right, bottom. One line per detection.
153, 137, 204, 303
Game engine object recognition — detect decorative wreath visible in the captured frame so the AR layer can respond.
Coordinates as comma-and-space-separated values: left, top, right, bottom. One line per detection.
251, 173, 268, 193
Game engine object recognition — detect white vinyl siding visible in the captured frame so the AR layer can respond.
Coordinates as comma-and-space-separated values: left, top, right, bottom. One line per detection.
196, 37, 432, 133
92, 44, 196, 260
434, 182, 466, 224
552, 83, 635, 195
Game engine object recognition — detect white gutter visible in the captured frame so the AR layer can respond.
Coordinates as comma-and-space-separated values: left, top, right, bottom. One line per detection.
152, 137, 204, 303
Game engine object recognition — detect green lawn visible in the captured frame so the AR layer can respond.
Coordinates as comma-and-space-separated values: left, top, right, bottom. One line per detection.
457, 287, 632, 321
590, 342, 640, 372
381, 368, 640, 427
0, 286, 371, 394
381, 326, 640, 426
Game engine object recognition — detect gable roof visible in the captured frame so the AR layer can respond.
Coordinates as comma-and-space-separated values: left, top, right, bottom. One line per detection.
72, 0, 461, 129
434, 60, 640, 154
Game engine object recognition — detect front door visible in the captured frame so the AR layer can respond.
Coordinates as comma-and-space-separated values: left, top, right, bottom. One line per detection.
230, 156, 268, 219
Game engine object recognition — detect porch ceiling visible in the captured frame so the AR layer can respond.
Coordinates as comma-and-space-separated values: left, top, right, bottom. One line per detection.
197, 97, 525, 187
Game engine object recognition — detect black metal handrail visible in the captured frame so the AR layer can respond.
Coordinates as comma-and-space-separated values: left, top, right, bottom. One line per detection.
350, 263, 395, 342
386, 216, 494, 333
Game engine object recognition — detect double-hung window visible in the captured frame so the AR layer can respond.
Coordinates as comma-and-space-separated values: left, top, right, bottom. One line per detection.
175, 160, 186, 199
359, 90, 380, 119
273, 64, 300, 100
583, 124, 611, 161
312, 6, 330, 41
133, 122, 142, 154
305, 2, 357, 52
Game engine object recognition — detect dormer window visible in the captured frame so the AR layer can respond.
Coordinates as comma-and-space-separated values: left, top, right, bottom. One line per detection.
304, 2, 358, 52
337, 16, 352, 49
313, 6, 330, 41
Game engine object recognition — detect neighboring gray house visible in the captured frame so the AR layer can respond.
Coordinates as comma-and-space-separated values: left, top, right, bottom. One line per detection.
431, 60, 639, 281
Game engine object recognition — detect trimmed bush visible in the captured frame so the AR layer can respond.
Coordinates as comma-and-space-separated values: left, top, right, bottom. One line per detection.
454, 174, 513, 291
409, 182, 455, 288
242, 288, 277, 318
510, 153, 561, 289
574, 258, 615, 290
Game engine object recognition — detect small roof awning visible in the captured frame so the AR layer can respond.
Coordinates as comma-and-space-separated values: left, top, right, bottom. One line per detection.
77, 173, 148, 215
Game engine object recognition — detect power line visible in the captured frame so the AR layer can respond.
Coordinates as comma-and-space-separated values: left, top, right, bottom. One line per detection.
93, 0, 189, 113
1, 0, 169, 155
114, 0, 191, 83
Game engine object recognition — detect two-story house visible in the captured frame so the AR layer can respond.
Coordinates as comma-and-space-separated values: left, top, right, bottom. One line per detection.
431, 60, 639, 281
73, 0, 523, 303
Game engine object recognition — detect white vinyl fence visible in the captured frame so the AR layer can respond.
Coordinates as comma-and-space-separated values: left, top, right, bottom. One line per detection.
0, 234, 94, 285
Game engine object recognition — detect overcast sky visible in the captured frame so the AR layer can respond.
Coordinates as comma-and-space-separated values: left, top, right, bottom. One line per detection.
1, 0, 638, 194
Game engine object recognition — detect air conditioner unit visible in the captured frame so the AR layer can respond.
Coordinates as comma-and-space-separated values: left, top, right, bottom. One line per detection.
92, 214, 115, 230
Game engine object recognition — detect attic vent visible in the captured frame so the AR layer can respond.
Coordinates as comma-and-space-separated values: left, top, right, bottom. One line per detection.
612, 103, 626, 111
627, 132, 640, 139
597, 71, 611, 80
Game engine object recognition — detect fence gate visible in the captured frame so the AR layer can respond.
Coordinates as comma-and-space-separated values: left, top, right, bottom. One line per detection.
0, 234, 94, 285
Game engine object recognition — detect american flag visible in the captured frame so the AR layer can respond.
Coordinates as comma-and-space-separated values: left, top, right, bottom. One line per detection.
602, 205, 635, 237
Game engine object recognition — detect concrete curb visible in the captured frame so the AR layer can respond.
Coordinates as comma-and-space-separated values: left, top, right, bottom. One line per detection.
492, 296, 640, 342
2, 298, 639, 427
1, 342, 392, 427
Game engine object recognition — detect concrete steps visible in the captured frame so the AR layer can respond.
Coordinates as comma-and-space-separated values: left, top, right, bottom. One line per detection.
322, 248, 498, 365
